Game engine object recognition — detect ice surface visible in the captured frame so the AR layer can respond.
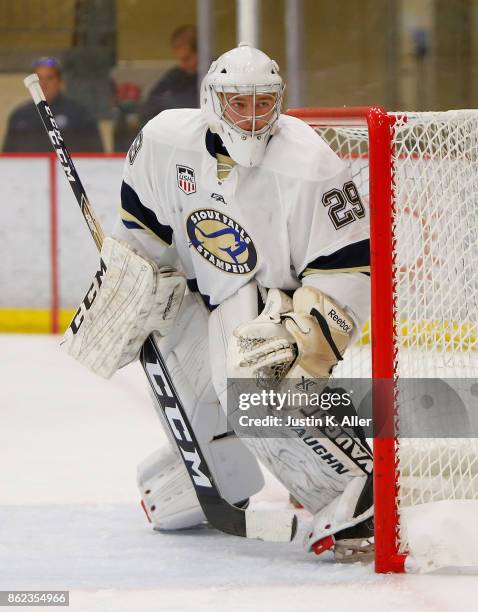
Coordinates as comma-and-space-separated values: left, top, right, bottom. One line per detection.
403, 500, 478, 572
1, 335, 478, 611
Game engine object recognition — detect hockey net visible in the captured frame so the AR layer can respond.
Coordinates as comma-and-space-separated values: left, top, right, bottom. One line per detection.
287, 107, 478, 573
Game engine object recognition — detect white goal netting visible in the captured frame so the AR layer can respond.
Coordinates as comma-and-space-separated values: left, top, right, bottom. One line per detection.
306, 109, 478, 564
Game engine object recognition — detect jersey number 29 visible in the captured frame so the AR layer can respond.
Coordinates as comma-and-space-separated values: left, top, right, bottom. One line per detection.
322, 181, 366, 230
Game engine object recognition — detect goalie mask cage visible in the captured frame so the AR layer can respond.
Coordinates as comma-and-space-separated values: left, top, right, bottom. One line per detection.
286, 107, 478, 573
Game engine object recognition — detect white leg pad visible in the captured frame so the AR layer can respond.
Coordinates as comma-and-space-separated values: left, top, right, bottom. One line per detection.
304, 474, 373, 552
138, 445, 206, 530
138, 290, 264, 529
209, 283, 373, 524
138, 435, 259, 530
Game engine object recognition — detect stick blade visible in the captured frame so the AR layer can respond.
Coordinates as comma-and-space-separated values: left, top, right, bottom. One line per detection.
246, 510, 298, 542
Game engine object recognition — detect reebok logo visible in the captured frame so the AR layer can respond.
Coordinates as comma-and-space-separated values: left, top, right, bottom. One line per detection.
328, 308, 352, 333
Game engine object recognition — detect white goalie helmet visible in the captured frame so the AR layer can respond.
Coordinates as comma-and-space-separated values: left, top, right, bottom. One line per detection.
201, 42, 284, 167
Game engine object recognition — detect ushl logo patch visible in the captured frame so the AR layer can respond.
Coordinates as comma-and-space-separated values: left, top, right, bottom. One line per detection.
177, 165, 196, 195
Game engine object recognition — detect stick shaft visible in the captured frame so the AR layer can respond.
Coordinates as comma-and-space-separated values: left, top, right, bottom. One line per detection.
23, 74, 104, 251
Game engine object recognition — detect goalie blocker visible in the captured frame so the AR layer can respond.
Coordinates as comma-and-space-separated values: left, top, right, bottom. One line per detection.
61, 237, 186, 378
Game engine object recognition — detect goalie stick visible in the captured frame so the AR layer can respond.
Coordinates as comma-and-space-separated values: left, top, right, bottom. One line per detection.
24, 73, 297, 543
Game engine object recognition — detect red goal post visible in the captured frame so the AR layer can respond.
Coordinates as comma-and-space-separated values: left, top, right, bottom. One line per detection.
286, 106, 478, 573
287, 107, 401, 572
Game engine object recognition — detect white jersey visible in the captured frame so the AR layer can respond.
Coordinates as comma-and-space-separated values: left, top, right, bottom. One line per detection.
117, 108, 370, 319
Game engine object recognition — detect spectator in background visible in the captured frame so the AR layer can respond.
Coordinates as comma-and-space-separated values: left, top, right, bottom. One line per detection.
139, 25, 199, 126
112, 81, 142, 152
3, 56, 103, 153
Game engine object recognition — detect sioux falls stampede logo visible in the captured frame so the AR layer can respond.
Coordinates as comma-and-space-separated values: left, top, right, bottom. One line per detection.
186, 209, 257, 275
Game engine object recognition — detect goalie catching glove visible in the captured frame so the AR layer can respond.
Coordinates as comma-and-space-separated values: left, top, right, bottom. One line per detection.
228, 286, 354, 382
61, 236, 186, 378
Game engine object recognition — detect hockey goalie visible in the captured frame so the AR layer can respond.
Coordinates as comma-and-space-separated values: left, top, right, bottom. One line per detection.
62, 43, 373, 561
